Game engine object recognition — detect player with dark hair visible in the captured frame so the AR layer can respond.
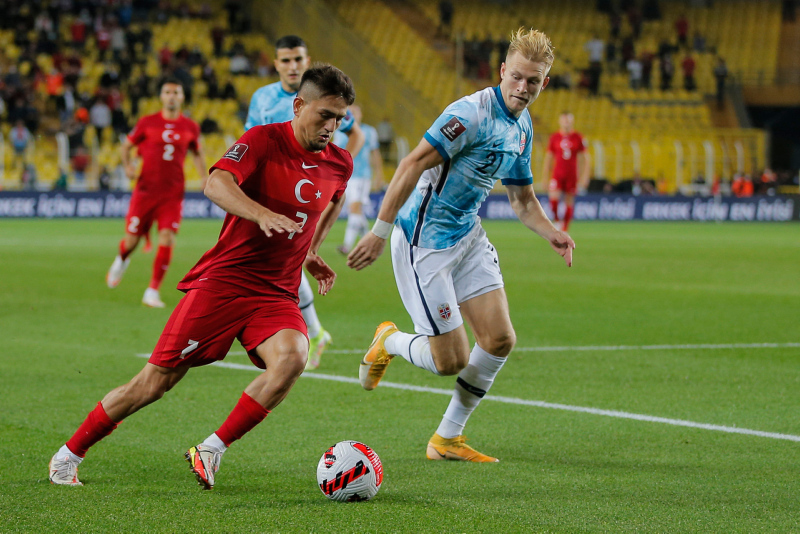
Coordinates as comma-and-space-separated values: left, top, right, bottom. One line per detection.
49, 64, 356, 489
108, 77, 207, 307
542, 111, 590, 232
245, 35, 365, 370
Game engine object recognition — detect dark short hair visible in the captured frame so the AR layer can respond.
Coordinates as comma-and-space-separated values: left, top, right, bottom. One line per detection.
275, 35, 307, 52
298, 63, 355, 106
159, 76, 184, 91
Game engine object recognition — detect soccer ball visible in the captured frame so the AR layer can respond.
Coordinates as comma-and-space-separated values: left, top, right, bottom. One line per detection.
316, 441, 383, 502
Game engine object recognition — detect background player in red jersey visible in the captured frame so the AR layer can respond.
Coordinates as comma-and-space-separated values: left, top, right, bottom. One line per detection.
49, 65, 355, 489
542, 111, 590, 232
106, 77, 207, 308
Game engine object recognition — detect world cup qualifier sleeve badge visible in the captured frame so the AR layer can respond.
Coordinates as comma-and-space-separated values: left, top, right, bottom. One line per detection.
437, 303, 452, 321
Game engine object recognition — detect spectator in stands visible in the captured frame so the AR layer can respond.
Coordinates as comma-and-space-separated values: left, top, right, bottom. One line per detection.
89, 97, 112, 142
627, 57, 643, 89
609, 10, 621, 39
211, 25, 226, 57
377, 117, 395, 161
21, 163, 37, 190
110, 21, 127, 62
438, 1, 454, 39
692, 31, 706, 53
221, 79, 237, 100
675, 14, 689, 48
620, 34, 636, 71
732, 174, 754, 197
11, 120, 32, 170
627, 4, 643, 38
96, 24, 111, 61
584, 35, 604, 96
70, 16, 88, 49
760, 168, 777, 195
714, 57, 728, 108
230, 49, 251, 75
681, 53, 696, 91
98, 166, 112, 191
605, 39, 618, 73
640, 50, 655, 88
71, 146, 90, 186
660, 53, 674, 91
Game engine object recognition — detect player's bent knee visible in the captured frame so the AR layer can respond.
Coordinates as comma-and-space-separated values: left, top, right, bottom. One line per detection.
481, 329, 516, 358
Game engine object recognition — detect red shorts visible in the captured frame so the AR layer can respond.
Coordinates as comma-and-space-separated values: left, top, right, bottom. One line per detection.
549, 173, 578, 195
148, 289, 308, 370
125, 189, 183, 236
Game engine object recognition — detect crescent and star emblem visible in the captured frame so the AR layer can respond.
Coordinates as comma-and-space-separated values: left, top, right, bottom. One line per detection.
295, 179, 314, 204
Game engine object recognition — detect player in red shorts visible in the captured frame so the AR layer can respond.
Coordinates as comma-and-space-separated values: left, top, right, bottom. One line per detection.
542, 111, 590, 232
49, 65, 355, 489
107, 77, 207, 308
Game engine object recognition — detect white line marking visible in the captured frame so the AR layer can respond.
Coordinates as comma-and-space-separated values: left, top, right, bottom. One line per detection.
309, 342, 800, 355
134, 353, 800, 443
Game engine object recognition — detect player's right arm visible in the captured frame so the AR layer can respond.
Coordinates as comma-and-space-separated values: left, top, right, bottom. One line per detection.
346, 138, 443, 271
119, 137, 137, 180
204, 169, 302, 238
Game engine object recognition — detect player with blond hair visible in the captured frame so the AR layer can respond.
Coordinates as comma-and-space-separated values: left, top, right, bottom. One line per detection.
348, 28, 574, 462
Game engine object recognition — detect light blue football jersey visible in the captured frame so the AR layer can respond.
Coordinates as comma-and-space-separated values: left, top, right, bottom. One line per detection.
333, 123, 378, 180
396, 86, 534, 249
244, 80, 356, 132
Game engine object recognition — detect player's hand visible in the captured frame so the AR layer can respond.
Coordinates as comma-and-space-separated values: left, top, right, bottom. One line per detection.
124, 164, 137, 180
548, 229, 575, 267
257, 209, 302, 238
347, 232, 386, 271
304, 252, 336, 295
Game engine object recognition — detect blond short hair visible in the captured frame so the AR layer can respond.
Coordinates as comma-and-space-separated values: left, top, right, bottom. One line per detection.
507, 27, 555, 68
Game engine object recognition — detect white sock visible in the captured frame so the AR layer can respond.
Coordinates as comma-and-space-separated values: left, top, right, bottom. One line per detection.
298, 274, 321, 338
343, 213, 366, 249
201, 432, 228, 453
385, 331, 441, 375
436, 344, 506, 439
58, 444, 83, 462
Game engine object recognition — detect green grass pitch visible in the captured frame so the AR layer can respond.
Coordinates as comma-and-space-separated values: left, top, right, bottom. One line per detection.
1, 218, 799, 532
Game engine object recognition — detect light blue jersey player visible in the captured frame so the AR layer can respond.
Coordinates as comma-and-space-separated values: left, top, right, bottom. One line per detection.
244, 35, 365, 371
332, 105, 384, 254
348, 29, 575, 463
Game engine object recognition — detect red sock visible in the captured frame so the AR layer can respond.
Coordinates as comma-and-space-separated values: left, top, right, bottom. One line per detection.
563, 205, 574, 231
119, 239, 133, 261
148, 245, 172, 290
216, 392, 270, 447
549, 198, 560, 221
65, 402, 120, 458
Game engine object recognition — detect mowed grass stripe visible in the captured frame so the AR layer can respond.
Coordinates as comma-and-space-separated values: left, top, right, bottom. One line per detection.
134, 354, 800, 443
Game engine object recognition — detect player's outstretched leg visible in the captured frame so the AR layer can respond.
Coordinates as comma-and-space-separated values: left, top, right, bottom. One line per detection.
359, 322, 400, 390
185, 443, 224, 490
49, 445, 84, 486
107, 237, 137, 288
299, 273, 331, 370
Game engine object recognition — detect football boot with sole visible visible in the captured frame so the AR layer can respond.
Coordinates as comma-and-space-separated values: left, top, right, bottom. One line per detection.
426, 433, 499, 462
359, 321, 399, 390
49, 451, 83, 486
142, 287, 165, 308
185, 444, 222, 490
106, 255, 130, 288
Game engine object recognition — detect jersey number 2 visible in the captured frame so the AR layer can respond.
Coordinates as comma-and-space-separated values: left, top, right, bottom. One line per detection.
163, 144, 175, 161
288, 212, 308, 240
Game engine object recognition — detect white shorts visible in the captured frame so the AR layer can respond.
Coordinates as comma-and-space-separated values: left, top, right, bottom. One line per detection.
390, 223, 504, 336
344, 179, 370, 209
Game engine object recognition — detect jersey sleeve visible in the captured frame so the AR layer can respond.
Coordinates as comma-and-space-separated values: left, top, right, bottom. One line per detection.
422, 100, 480, 161
211, 127, 269, 185
244, 88, 264, 131
338, 109, 355, 134
127, 118, 147, 145
366, 126, 379, 151
330, 152, 353, 203
576, 133, 587, 153
501, 135, 533, 186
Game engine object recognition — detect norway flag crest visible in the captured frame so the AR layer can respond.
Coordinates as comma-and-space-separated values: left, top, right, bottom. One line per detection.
438, 303, 452, 321
519, 131, 526, 154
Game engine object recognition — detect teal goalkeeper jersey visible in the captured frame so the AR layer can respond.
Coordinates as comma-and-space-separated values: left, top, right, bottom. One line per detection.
244, 81, 355, 132
396, 86, 534, 250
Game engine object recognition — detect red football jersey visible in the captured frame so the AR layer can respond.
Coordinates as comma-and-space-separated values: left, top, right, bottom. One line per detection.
127, 112, 200, 199
179, 121, 353, 299
548, 131, 586, 179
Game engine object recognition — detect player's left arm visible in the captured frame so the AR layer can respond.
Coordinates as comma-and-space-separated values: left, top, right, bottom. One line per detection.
370, 147, 384, 191
304, 194, 347, 295
578, 137, 591, 192
506, 183, 575, 267
343, 120, 365, 159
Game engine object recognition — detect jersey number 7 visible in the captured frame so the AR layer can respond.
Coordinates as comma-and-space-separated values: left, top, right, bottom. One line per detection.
288, 212, 308, 240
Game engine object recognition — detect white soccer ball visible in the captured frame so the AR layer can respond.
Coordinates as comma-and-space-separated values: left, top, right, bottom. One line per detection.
316, 440, 383, 502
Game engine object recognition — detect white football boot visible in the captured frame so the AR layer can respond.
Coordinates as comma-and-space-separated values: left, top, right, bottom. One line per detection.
142, 287, 165, 308
185, 444, 223, 490
49, 449, 83, 486
106, 255, 130, 288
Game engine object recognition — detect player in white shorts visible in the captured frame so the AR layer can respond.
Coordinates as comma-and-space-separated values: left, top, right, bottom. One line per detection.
347, 28, 575, 462
332, 105, 384, 254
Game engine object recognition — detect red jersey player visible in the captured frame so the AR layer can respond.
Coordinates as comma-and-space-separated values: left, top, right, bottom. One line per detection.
542, 111, 590, 232
49, 65, 355, 489
107, 77, 207, 308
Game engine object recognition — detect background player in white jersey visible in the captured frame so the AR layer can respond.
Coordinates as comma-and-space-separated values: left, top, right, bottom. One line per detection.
332, 105, 384, 254
245, 35, 365, 370
347, 28, 574, 462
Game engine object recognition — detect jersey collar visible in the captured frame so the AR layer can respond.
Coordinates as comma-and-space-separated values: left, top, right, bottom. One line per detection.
493, 86, 518, 123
